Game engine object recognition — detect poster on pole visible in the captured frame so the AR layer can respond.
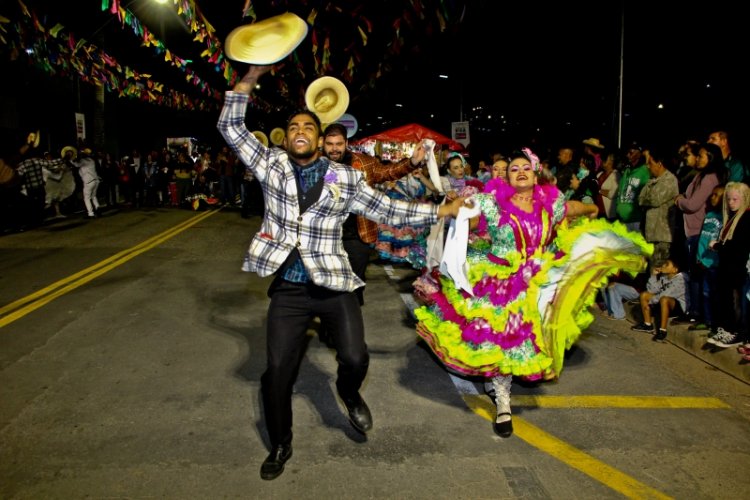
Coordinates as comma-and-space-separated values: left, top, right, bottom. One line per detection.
75, 113, 86, 141
451, 121, 470, 148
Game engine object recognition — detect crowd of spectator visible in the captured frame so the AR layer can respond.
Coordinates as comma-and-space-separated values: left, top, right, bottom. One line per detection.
2, 128, 748, 362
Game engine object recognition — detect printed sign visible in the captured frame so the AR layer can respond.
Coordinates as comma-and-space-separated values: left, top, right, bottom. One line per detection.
75, 113, 86, 140
451, 121, 470, 147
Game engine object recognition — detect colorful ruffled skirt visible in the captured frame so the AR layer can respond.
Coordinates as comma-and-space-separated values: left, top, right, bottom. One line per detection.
414, 218, 652, 380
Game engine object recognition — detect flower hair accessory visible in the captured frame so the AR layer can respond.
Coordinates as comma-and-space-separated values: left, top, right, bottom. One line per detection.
521, 147, 541, 173
324, 171, 341, 201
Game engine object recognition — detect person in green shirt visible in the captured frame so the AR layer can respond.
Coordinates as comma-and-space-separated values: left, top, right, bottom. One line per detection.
615, 143, 650, 231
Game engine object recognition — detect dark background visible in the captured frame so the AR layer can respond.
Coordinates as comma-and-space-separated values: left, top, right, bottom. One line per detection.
1, 0, 747, 161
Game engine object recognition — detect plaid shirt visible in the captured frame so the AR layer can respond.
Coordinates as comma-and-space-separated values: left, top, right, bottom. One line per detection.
217, 91, 439, 292
16, 157, 66, 190
350, 152, 416, 244
283, 158, 328, 284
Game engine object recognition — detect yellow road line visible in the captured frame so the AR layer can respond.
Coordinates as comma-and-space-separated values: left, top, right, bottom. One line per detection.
512, 395, 730, 409
0, 210, 218, 329
464, 395, 673, 499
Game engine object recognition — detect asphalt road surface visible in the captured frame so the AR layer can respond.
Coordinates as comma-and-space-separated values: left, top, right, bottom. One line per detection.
1, 207, 749, 499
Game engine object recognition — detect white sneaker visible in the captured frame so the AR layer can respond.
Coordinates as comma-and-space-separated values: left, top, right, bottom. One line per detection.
714, 332, 742, 348
707, 327, 731, 346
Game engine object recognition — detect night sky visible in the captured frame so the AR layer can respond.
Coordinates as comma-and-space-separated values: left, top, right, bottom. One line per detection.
1, 0, 746, 160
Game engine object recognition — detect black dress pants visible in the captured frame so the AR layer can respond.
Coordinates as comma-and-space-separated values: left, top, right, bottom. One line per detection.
261, 280, 368, 446
343, 237, 372, 305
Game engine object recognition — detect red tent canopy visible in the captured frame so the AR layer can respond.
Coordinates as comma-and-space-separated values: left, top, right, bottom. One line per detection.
353, 123, 465, 151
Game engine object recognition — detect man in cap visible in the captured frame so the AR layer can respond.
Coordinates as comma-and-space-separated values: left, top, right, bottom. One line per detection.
217, 65, 467, 481
322, 123, 426, 307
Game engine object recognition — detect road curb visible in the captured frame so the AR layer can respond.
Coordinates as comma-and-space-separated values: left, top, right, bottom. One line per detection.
623, 302, 750, 384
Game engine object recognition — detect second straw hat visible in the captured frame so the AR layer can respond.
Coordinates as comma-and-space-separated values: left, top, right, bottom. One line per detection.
224, 12, 308, 64
305, 76, 350, 124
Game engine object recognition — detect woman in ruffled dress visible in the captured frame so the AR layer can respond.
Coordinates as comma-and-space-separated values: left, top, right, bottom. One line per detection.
415, 148, 651, 437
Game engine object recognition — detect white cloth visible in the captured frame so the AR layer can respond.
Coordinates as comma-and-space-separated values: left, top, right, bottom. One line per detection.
439, 198, 480, 295
422, 139, 444, 194
424, 215, 445, 270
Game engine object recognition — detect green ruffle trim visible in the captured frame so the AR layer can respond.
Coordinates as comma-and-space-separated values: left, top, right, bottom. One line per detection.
466, 251, 524, 282
414, 305, 554, 377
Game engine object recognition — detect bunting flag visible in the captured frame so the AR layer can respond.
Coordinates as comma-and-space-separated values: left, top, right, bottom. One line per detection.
5, 3, 219, 112
101, 0, 222, 101
242, 0, 256, 20
168, 0, 239, 85
1, 0, 469, 114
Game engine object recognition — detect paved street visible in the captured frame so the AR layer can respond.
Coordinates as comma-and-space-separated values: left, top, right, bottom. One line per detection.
1, 208, 749, 499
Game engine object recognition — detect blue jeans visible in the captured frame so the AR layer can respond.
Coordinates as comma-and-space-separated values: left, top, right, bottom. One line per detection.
685, 235, 701, 318
604, 282, 639, 320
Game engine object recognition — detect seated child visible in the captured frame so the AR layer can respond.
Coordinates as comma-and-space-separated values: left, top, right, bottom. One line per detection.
630, 258, 689, 342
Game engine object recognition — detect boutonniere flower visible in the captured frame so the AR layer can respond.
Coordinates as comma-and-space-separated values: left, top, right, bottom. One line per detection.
324, 171, 341, 201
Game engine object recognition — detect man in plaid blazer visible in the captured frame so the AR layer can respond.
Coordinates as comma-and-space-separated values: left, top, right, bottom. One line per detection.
218, 65, 467, 481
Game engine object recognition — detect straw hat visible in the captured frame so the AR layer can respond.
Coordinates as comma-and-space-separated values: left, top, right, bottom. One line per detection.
582, 137, 605, 149
252, 130, 269, 147
305, 76, 349, 124
27, 130, 40, 148
270, 127, 286, 146
224, 12, 308, 64
61, 145, 77, 160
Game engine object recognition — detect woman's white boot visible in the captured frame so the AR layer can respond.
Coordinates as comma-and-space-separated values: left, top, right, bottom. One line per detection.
491, 375, 513, 438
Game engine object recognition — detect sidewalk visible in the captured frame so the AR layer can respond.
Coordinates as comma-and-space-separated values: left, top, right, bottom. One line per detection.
621, 302, 750, 384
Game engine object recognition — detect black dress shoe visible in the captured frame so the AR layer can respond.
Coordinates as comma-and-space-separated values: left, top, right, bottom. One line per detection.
260, 443, 292, 480
343, 395, 372, 434
493, 414, 513, 438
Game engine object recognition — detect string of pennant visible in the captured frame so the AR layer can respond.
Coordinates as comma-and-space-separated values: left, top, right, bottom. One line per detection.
0, 0, 464, 114
102, 0, 222, 101
2, 0, 220, 111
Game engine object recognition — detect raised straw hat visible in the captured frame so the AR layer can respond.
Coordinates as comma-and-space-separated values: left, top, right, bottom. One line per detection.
224, 13, 308, 64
